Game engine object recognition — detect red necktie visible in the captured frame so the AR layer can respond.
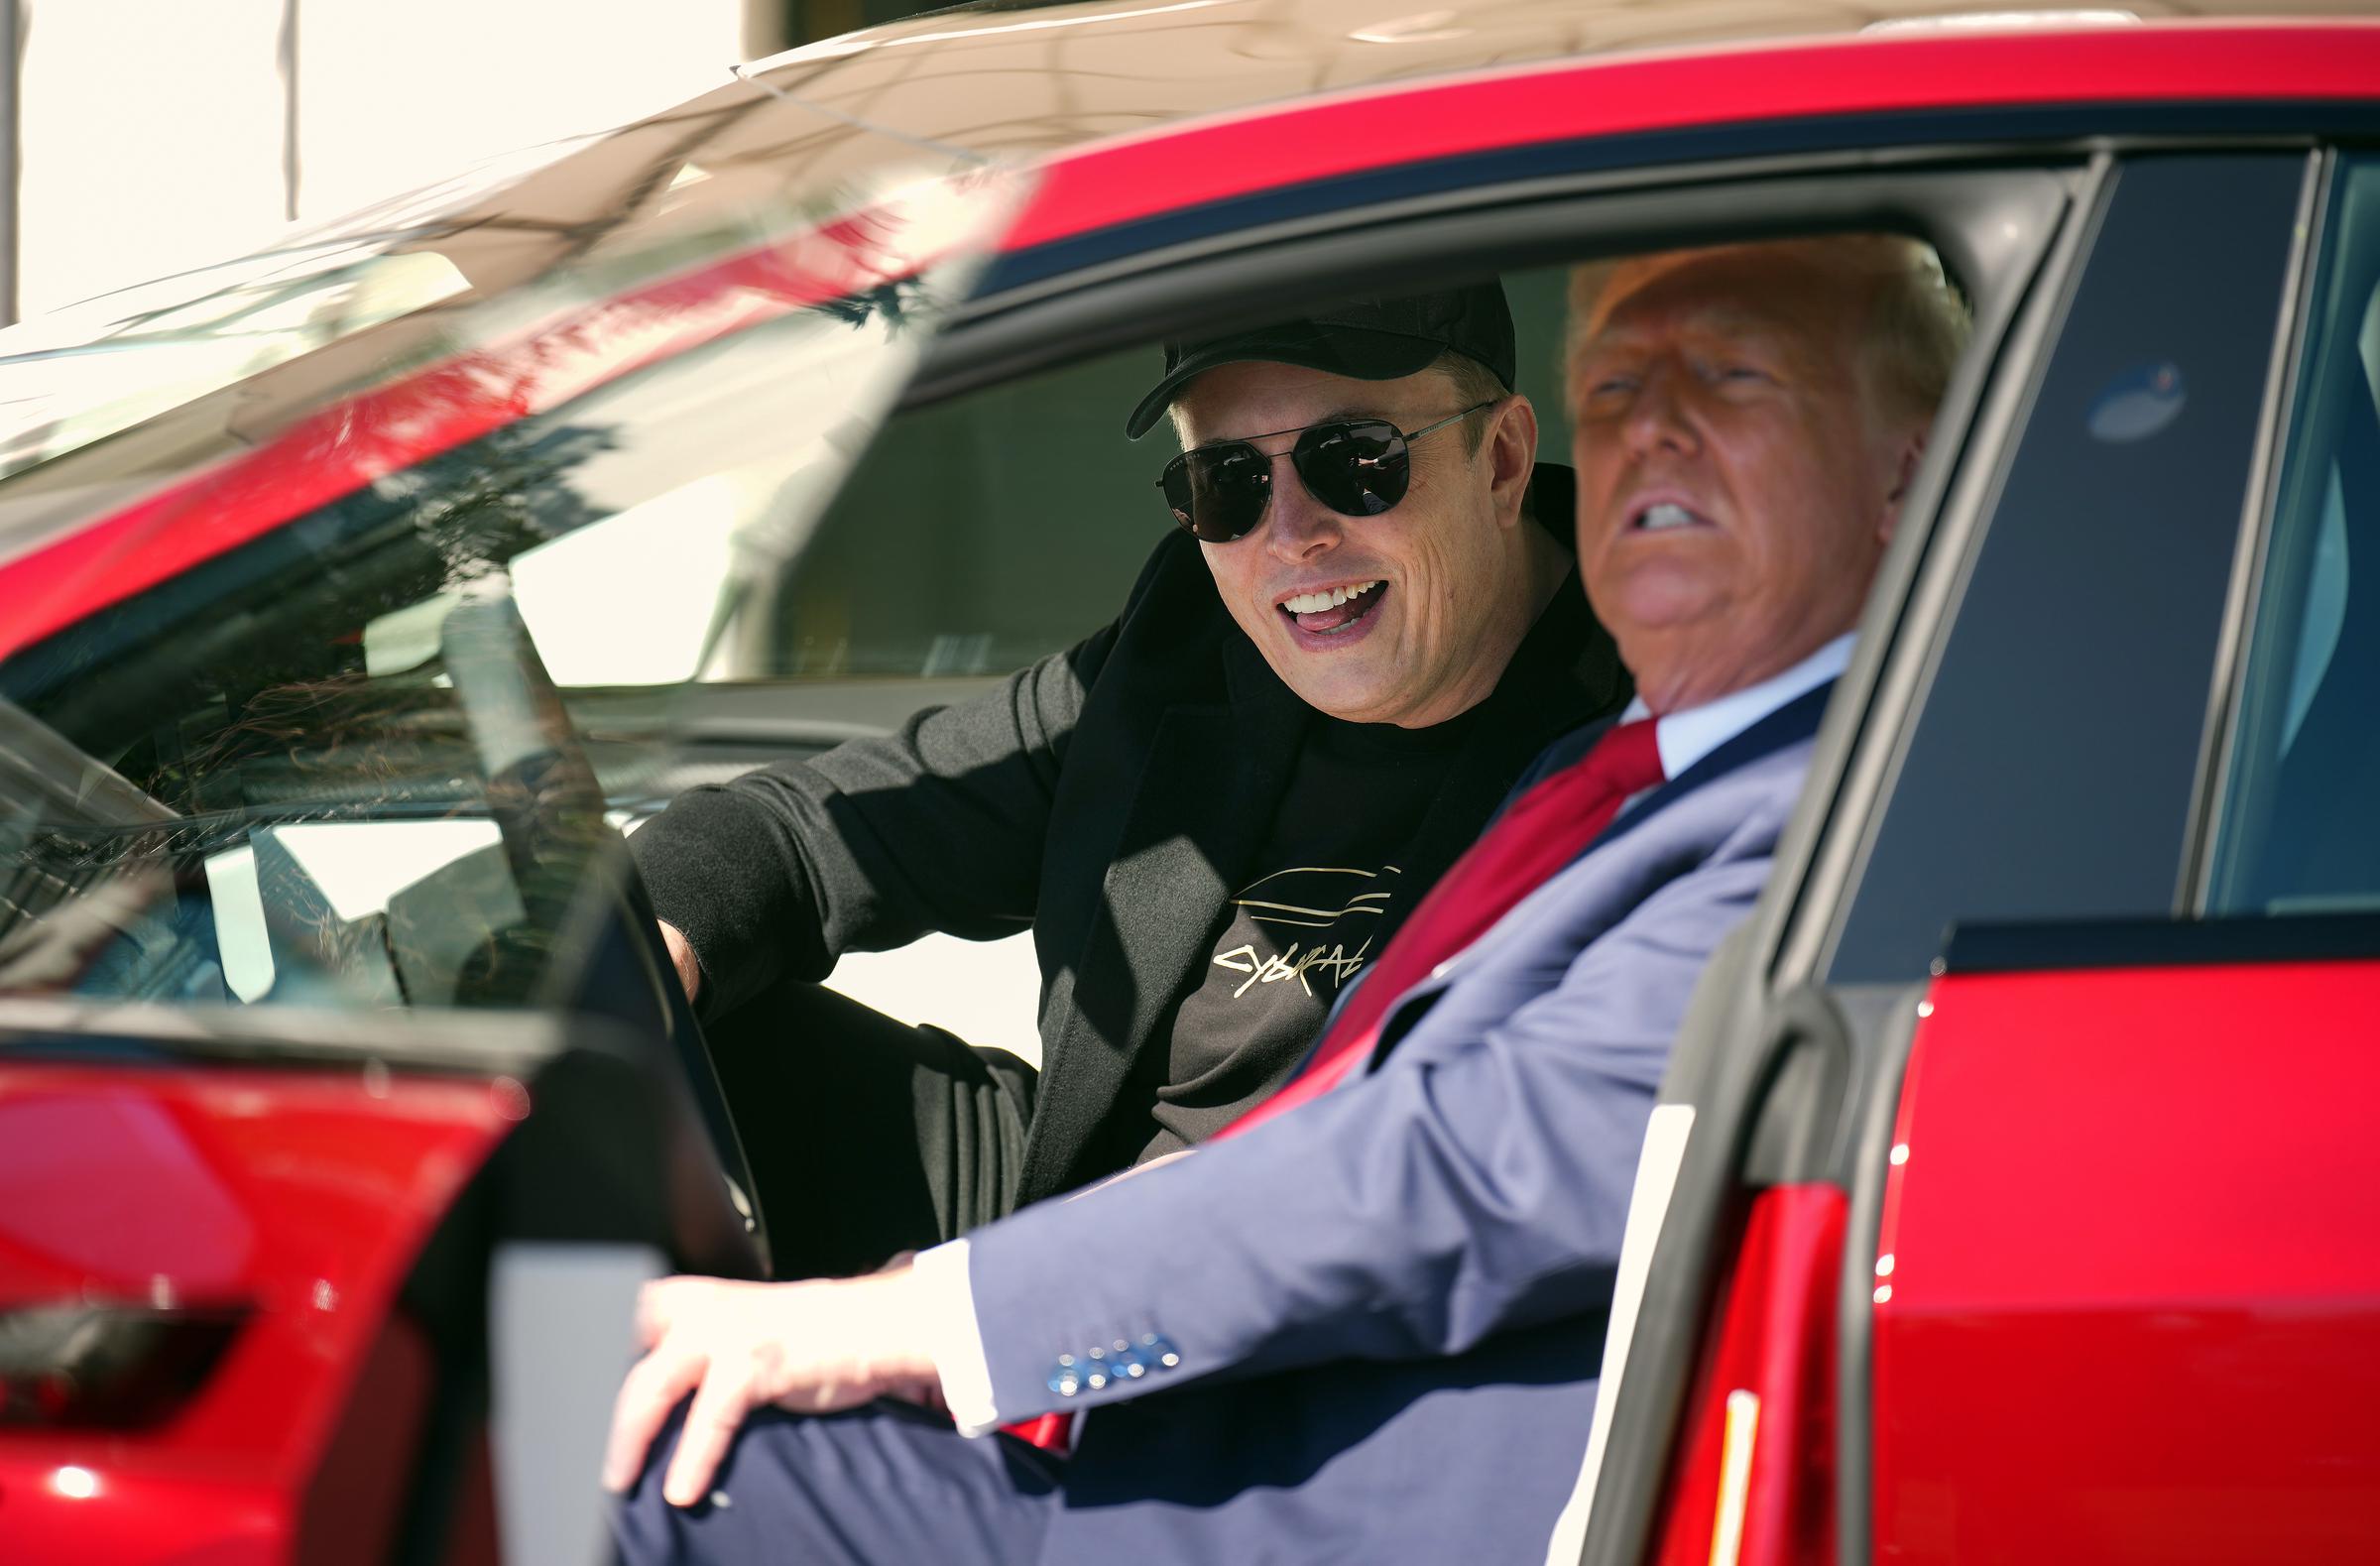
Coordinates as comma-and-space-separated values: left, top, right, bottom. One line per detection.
1218, 716, 1664, 1140
1001, 719, 1663, 1454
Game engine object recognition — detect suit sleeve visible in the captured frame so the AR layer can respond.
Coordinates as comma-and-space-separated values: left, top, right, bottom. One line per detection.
951, 838, 1774, 1421
627, 625, 1110, 1022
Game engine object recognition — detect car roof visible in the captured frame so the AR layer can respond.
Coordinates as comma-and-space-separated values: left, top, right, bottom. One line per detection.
3, 0, 2375, 645
486, 0, 2371, 287
9, 2, 2369, 462
741, 0, 2368, 154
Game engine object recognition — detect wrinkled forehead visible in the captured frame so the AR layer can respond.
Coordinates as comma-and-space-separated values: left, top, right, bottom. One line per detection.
1577, 242, 1866, 356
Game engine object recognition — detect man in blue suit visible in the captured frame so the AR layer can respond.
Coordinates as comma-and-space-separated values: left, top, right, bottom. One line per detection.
603, 234, 1968, 1564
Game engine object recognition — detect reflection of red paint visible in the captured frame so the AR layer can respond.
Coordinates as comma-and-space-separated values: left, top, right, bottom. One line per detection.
0, 215, 965, 663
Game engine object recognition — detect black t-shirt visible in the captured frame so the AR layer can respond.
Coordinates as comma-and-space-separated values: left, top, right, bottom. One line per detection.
1140, 709, 1476, 1159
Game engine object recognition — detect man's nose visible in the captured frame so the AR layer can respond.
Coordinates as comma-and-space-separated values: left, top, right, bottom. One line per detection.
1261, 457, 1346, 562
1622, 361, 1700, 458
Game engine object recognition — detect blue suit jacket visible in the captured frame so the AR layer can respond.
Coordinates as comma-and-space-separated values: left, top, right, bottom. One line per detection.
960, 686, 1832, 1564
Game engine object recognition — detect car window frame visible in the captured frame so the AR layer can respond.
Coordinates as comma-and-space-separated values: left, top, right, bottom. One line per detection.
1808, 147, 2322, 1566
729, 128, 2088, 1562
1809, 151, 2322, 987
2189, 147, 2380, 916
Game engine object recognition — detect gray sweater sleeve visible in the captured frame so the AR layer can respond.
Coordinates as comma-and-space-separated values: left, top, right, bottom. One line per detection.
628, 623, 1112, 1021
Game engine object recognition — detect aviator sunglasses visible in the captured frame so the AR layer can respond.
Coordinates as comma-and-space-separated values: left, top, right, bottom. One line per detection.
1157, 401, 1494, 542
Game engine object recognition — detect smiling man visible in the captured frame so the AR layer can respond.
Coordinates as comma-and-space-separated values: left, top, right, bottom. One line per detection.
629, 282, 1624, 1276
606, 235, 1966, 1565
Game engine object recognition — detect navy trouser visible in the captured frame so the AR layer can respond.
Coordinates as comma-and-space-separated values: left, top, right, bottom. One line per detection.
611, 1400, 1060, 1565
705, 977, 1037, 1279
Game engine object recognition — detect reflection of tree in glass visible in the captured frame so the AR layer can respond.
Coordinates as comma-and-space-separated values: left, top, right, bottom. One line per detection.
390, 418, 622, 590
802, 275, 934, 339
129, 417, 618, 816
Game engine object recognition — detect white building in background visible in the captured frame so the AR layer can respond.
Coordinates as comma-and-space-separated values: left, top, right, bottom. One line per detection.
0, 0, 785, 325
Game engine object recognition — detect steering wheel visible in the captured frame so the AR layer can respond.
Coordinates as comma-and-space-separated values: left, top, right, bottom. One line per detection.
439, 586, 772, 1280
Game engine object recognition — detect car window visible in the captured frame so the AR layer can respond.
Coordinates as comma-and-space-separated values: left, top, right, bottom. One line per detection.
0, 170, 1022, 1020
734, 266, 1579, 686
1823, 156, 2310, 983
747, 347, 1169, 681
2205, 156, 2380, 916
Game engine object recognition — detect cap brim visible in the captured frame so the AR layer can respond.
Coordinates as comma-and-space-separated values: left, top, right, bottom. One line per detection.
1125, 326, 1447, 439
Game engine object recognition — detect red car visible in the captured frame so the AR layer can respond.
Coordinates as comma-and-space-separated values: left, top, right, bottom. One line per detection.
2, 2, 2377, 1562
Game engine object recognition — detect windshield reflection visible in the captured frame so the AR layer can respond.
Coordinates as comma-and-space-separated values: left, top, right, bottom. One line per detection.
0, 166, 1025, 1023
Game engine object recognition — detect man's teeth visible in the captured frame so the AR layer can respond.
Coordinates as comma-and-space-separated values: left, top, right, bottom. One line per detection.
1282, 580, 1381, 615
1638, 502, 1698, 532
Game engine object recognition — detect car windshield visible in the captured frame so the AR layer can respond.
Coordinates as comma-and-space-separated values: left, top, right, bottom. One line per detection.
0, 160, 1025, 1027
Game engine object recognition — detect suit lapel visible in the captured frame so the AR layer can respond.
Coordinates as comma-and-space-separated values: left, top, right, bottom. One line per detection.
1020, 636, 1309, 1198
1594, 679, 1836, 856
1365, 679, 1838, 1060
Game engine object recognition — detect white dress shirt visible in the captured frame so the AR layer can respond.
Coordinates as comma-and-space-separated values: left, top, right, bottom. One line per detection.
913, 632, 1855, 1435
1624, 632, 1851, 785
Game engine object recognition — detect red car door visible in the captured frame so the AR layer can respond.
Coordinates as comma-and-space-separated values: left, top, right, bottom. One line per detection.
1869, 149, 2380, 1564
1584, 147, 2380, 1564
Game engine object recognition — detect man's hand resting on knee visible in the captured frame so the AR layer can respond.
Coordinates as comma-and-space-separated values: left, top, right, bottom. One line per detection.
602, 1268, 940, 1506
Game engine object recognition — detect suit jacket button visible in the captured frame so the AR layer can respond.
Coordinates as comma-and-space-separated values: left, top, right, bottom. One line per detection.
1048, 1355, 1081, 1396
1140, 1333, 1181, 1370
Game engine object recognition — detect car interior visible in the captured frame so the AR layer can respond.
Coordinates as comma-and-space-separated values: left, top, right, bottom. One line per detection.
0, 147, 2059, 1221
0, 141, 2115, 1561
0, 3, 2368, 1531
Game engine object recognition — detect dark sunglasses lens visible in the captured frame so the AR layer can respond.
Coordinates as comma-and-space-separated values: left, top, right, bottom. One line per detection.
1293, 421, 1408, 517
1165, 444, 1271, 541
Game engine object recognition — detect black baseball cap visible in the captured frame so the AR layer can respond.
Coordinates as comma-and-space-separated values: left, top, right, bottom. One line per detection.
1124, 280, 1516, 439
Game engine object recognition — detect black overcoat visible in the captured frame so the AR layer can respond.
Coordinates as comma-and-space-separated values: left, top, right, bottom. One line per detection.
631, 523, 1626, 1203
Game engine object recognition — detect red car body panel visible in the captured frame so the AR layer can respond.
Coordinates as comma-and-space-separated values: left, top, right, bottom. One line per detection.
1871, 962, 2380, 1562
5, 14, 2379, 1563
0, 1063, 522, 1564
1012, 23, 2380, 251
1652, 1183, 1844, 1566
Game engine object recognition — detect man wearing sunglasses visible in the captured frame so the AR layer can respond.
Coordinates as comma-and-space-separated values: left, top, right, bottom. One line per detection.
607, 234, 1966, 1564
630, 281, 1624, 1278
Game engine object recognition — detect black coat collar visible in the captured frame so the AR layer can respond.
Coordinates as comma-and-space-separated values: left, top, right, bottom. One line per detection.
1017, 554, 1623, 1200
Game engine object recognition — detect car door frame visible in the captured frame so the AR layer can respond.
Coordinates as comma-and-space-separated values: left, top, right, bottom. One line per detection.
839, 92, 2133, 1545
1572, 141, 2336, 1566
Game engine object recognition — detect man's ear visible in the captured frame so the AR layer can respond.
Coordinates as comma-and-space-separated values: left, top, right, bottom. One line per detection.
1488, 394, 1538, 528
1878, 425, 1929, 543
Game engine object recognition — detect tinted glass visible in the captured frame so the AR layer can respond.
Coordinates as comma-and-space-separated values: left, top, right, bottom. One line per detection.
2207, 157, 2380, 916
752, 346, 1168, 679
0, 173, 1017, 1022
736, 263, 1578, 683
1827, 157, 2308, 982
